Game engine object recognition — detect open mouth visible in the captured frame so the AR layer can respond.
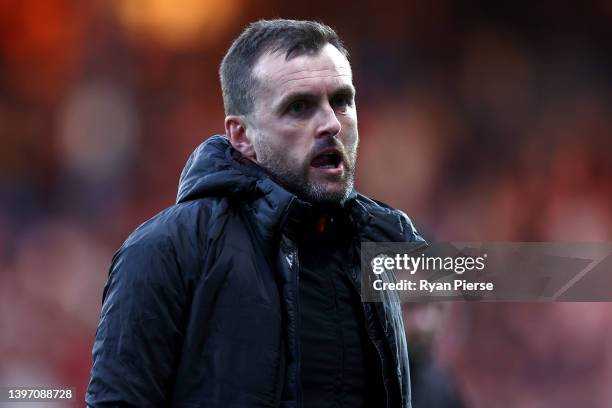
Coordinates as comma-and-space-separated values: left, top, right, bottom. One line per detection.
310, 150, 342, 169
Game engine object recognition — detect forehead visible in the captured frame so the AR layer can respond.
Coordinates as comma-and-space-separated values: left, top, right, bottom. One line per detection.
252, 43, 353, 99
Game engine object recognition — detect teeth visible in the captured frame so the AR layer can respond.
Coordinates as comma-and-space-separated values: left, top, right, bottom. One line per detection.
311, 151, 340, 168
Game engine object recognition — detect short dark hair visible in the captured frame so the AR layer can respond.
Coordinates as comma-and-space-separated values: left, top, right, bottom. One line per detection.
219, 19, 349, 116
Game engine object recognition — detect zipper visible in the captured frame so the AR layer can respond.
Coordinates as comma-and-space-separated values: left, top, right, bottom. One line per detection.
367, 250, 427, 408
277, 235, 302, 408
278, 196, 304, 408
364, 241, 427, 408
290, 242, 302, 408
356, 273, 393, 407
346, 243, 393, 408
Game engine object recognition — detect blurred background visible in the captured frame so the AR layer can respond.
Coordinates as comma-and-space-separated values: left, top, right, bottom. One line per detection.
1, 0, 611, 406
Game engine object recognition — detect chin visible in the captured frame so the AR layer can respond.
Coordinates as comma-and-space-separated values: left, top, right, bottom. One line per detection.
307, 183, 351, 205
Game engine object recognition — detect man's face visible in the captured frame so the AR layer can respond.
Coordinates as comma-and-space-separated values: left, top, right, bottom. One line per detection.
246, 43, 358, 205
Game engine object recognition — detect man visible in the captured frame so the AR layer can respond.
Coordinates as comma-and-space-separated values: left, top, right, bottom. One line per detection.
86, 19, 425, 407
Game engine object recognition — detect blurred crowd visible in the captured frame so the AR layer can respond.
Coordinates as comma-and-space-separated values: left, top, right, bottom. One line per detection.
1, 1, 611, 406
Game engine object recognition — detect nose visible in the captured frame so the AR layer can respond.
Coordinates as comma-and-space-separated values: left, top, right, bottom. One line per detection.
316, 103, 341, 138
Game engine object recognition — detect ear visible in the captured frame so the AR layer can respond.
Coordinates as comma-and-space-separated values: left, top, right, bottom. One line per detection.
225, 115, 257, 160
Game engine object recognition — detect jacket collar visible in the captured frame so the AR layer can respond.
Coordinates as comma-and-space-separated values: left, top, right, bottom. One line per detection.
176, 135, 416, 244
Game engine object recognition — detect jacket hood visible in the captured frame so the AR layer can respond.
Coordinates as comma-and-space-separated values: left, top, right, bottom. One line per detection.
176, 134, 358, 207
176, 134, 424, 245
176, 135, 257, 203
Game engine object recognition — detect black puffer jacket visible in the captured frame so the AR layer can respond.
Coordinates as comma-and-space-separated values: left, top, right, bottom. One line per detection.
86, 135, 425, 408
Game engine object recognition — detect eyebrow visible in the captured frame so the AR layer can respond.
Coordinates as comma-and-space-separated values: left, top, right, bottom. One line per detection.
275, 84, 356, 112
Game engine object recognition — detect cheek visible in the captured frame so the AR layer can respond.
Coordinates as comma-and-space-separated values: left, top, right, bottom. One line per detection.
340, 117, 359, 146
339, 110, 358, 130
263, 130, 310, 166
273, 125, 314, 158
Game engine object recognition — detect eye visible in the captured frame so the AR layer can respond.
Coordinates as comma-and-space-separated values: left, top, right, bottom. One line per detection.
288, 100, 309, 115
332, 94, 353, 111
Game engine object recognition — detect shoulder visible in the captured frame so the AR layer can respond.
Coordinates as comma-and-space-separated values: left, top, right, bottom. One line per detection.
125, 200, 205, 246
111, 198, 226, 285
122, 196, 234, 251
353, 193, 427, 244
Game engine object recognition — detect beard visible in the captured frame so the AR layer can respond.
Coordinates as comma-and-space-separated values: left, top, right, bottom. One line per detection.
254, 135, 357, 205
